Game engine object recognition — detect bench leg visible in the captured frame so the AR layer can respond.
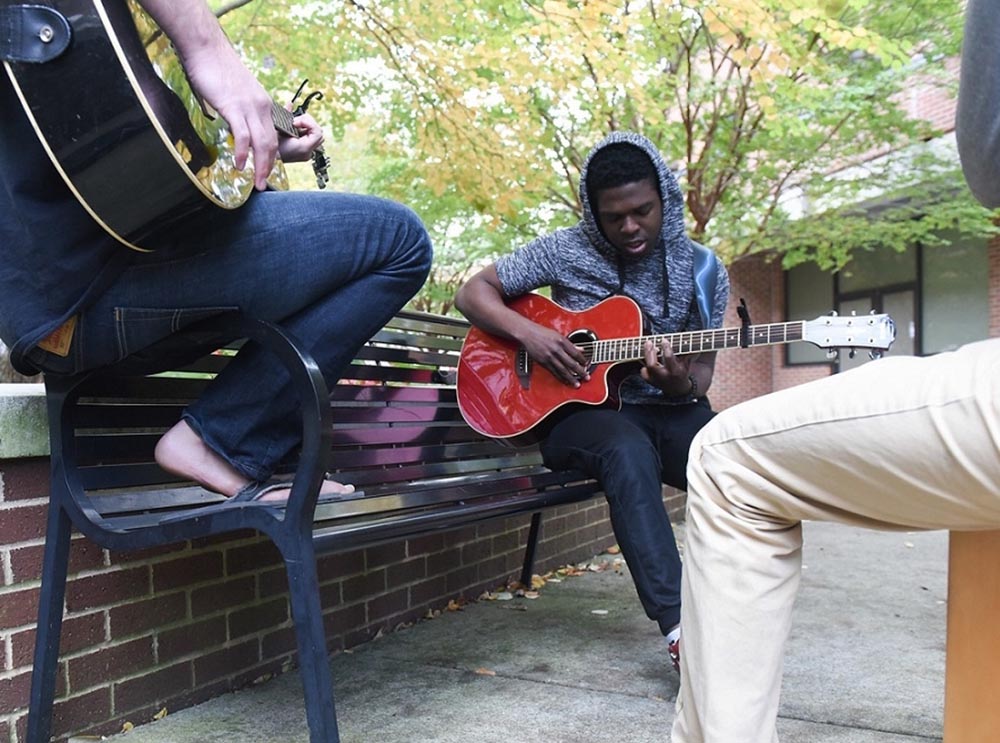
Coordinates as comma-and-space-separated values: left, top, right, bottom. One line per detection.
519, 512, 543, 588
282, 538, 341, 743
26, 503, 73, 743
944, 530, 1000, 741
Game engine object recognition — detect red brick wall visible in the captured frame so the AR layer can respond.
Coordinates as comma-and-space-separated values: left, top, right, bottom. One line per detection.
0, 458, 647, 742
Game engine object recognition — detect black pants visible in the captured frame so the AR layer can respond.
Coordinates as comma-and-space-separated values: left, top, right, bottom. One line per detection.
541, 400, 715, 633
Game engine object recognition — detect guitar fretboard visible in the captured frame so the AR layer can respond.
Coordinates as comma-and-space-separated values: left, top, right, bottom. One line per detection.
271, 104, 298, 138
584, 321, 807, 363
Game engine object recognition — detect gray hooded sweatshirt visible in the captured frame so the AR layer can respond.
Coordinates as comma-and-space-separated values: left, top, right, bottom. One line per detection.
495, 131, 730, 406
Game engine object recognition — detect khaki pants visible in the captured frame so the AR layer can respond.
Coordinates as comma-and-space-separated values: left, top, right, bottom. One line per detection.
671, 338, 1000, 742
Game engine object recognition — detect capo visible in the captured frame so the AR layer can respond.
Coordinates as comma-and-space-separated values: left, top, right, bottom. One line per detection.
737, 298, 751, 348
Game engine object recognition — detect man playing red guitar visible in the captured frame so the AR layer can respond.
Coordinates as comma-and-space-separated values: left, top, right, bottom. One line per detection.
455, 131, 730, 672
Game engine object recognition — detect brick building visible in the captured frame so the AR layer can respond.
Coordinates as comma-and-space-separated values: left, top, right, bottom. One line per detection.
712, 58, 1000, 408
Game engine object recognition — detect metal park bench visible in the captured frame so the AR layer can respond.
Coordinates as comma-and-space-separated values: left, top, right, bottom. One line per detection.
27, 309, 603, 743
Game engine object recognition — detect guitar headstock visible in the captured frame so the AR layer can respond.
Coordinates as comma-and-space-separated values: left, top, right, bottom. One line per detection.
802, 312, 896, 357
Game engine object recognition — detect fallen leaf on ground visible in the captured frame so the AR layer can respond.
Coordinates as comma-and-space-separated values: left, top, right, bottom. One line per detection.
152, 708, 168, 721
475, 667, 497, 676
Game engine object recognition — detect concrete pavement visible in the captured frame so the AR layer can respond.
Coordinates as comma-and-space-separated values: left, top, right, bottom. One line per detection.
101, 521, 947, 742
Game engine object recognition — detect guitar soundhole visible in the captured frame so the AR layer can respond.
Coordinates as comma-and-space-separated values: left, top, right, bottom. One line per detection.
568, 329, 597, 371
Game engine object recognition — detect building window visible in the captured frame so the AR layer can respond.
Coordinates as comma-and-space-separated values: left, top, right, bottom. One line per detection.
921, 233, 989, 354
784, 234, 989, 367
838, 244, 917, 294
785, 261, 835, 365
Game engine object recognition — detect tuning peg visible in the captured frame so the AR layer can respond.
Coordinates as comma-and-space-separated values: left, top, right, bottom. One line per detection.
851, 310, 857, 316
826, 349, 838, 360
869, 350, 883, 360
828, 310, 839, 316
848, 348, 856, 359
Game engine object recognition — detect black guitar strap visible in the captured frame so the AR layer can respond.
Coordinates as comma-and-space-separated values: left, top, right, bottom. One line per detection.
0, 4, 71, 64
691, 241, 719, 329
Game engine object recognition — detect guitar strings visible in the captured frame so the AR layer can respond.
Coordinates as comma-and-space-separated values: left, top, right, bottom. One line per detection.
571, 322, 808, 362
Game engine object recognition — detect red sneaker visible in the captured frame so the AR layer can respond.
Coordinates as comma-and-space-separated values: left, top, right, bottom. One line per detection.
667, 631, 681, 673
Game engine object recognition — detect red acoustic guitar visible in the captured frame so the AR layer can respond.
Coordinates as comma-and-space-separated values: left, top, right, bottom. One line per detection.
456, 293, 896, 446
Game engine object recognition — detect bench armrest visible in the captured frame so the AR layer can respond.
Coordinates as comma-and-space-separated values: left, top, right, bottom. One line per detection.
44, 311, 333, 544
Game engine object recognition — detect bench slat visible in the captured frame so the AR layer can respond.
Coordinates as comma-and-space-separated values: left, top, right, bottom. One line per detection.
89, 467, 592, 529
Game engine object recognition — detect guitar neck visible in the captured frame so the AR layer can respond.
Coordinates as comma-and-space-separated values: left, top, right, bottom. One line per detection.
587, 321, 807, 363
271, 103, 298, 137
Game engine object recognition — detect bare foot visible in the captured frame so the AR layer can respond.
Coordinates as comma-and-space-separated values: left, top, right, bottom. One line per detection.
154, 421, 354, 501
252, 480, 354, 503
155, 420, 249, 496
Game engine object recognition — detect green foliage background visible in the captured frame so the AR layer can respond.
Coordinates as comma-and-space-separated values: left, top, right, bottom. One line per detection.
214, 0, 995, 314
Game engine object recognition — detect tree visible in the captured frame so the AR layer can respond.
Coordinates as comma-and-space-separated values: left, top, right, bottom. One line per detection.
220, 0, 991, 309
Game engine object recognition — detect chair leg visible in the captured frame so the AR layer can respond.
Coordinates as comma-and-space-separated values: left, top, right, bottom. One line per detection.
282, 538, 341, 743
944, 530, 1000, 741
519, 512, 543, 588
26, 503, 73, 743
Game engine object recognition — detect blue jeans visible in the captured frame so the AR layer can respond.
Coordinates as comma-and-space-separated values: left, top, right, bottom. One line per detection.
38, 190, 432, 481
540, 400, 715, 634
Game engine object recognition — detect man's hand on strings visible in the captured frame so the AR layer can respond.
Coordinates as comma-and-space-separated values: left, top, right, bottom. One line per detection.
179, 44, 278, 190
522, 324, 591, 388
138, 1, 278, 191
278, 112, 324, 163
641, 339, 693, 395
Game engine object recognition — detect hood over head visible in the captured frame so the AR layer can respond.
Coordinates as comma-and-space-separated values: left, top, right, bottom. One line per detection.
578, 131, 688, 259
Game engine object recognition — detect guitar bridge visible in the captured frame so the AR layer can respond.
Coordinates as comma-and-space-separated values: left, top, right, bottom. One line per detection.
516, 348, 531, 390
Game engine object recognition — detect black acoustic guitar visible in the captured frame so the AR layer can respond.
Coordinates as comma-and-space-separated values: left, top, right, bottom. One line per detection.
3, 0, 324, 252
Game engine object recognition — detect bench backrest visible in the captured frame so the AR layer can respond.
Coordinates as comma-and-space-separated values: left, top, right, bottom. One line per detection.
55, 310, 597, 544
